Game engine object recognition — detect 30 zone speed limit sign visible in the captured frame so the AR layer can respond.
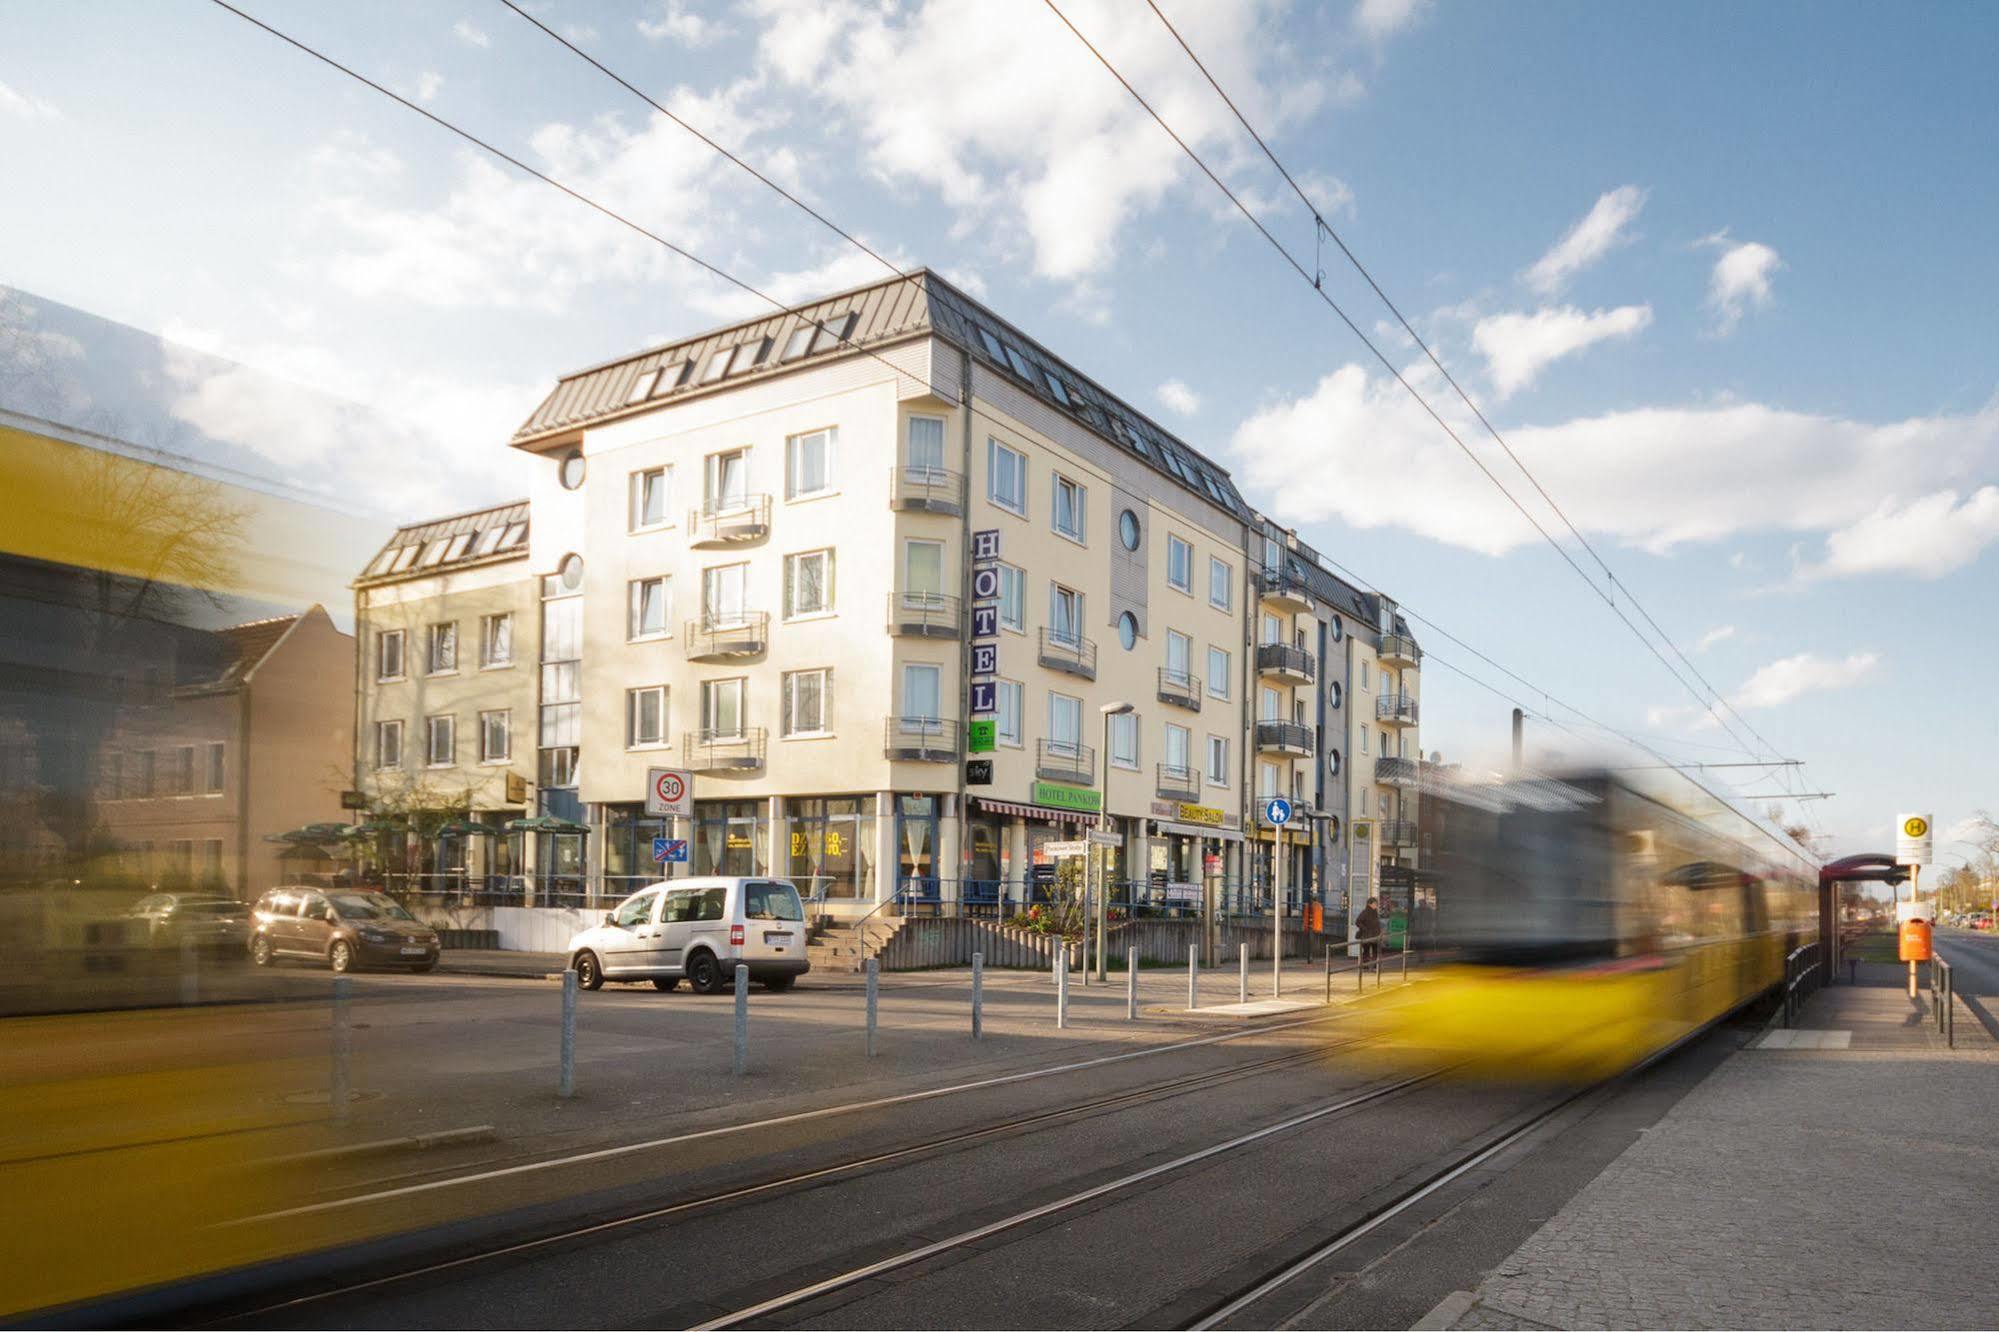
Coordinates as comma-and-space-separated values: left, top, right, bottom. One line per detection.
646, 767, 693, 819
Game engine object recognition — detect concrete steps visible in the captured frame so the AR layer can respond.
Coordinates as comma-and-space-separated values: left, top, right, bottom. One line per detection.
805, 918, 905, 974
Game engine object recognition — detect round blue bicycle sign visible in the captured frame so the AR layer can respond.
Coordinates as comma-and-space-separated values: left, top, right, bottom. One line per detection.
1264, 797, 1293, 826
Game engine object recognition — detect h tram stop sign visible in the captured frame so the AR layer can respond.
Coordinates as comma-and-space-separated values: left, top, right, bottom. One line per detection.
1897, 812, 1932, 866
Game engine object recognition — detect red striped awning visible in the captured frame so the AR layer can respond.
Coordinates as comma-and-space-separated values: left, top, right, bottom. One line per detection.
974, 797, 1097, 824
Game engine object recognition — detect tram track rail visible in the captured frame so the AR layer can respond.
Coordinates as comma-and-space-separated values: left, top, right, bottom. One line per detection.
195, 1029, 1382, 1326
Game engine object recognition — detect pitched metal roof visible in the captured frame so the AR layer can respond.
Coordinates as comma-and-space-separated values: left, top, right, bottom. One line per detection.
356, 499, 530, 587
510, 269, 1249, 519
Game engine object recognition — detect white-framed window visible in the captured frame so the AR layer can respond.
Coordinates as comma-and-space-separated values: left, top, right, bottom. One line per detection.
1208, 556, 1233, 611
1206, 734, 1229, 786
785, 427, 837, 500
782, 668, 831, 736
1048, 691, 1083, 752
374, 719, 403, 770
699, 677, 746, 738
1166, 629, 1192, 678
1167, 534, 1193, 592
1258, 761, 1280, 800
1379, 792, 1391, 819
902, 663, 942, 720
907, 415, 947, 473
996, 679, 1023, 747
1263, 534, 1282, 569
987, 437, 1026, 515
626, 686, 667, 748
479, 709, 511, 762
628, 575, 671, 640
630, 465, 671, 530
426, 622, 457, 674
424, 714, 455, 767
996, 562, 1025, 632
1049, 583, 1083, 645
704, 448, 750, 511
1163, 722, 1190, 772
1360, 726, 1370, 754
1360, 660, 1371, 690
903, 539, 945, 598
1207, 646, 1231, 699
480, 613, 512, 667
784, 549, 834, 618
1109, 712, 1139, 769
204, 742, 225, 793
1260, 612, 1282, 646
702, 562, 749, 626
1051, 473, 1087, 543
1260, 685, 1282, 721
377, 628, 405, 681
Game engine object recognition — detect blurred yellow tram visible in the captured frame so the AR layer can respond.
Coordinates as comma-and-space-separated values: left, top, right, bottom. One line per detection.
1378, 767, 1818, 1080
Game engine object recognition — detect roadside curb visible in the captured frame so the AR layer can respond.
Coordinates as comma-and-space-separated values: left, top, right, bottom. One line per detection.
1412, 1289, 1478, 1330
268, 1124, 499, 1167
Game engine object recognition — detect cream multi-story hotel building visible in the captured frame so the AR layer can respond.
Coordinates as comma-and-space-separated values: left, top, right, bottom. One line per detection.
351, 271, 1419, 931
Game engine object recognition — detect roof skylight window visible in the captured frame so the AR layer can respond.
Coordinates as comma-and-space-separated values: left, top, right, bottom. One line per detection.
809, 311, 857, 354
418, 539, 449, 567
699, 349, 730, 383
1043, 371, 1073, 407
781, 325, 815, 361
728, 337, 772, 374
663, 360, 693, 392
1002, 344, 1035, 380
366, 548, 398, 576
976, 327, 1006, 361
443, 532, 474, 561
390, 545, 419, 572
627, 369, 661, 403
497, 523, 527, 549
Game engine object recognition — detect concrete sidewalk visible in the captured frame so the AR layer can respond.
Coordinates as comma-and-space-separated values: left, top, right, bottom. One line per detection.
1432, 969, 1999, 1330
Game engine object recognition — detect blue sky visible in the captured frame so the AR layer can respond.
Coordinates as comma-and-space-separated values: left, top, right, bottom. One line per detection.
3, 0, 1995, 859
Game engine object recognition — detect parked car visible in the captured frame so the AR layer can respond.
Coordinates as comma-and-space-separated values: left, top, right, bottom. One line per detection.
567, 877, 809, 994
128, 893, 251, 959
249, 886, 440, 973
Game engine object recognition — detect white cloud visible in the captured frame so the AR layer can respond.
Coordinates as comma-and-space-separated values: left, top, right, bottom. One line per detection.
1524, 186, 1646, 296
1799, 487, 1999, 580
1156, 379, 1201, 416
639, 0, 727, 46
1227, 364, 1999, 559
744, 0, 1333, 282
1733, 651, 1879, 709
1706, 238, 1780, 334
415, 71, 444, 103
0, 78, 60, 121
452, 19, 490, 47
1696, 625, 1736, 653
1353, 0, 1431, 41
1471, 303, 1652, 398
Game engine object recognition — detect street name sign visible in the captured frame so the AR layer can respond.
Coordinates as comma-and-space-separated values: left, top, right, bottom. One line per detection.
1045, 840, 1090, 858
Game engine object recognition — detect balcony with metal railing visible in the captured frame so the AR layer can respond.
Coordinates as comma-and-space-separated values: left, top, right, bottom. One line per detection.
1035, 739, 1095, 785
1376, 693, 1420, 728
886, 591, 962, 638
1156, 761, 1200, 801
687, 493, 772, 547
1037, 627, 1097, 681
1254, 719, 1314, 756
1379, 632, 1421, 668
883, 715, 959, 762
1380, 817, 1419, 846
888, 464, 965, 516
1256, 641, 1316, 684
1257, 566, 1315, 613
1375, 755, 1421, 788
682, 727, 767, 772
1156, 666, 1202, 711
683, 611, 768, 662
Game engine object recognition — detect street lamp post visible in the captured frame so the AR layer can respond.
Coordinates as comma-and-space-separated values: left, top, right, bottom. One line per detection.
1097, 701, 1134, 984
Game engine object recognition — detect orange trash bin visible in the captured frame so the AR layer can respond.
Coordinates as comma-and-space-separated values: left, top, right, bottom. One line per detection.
1899, 918, 1933, 962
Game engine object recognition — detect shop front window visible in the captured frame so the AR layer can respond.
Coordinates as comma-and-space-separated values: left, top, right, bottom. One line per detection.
695, 798, 766, 876
897, 795, 938, 891
605, 804, 677, 894
788, 796, 875, 900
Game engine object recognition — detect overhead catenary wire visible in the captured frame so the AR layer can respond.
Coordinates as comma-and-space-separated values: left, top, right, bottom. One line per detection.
1042, 0, 1786, 774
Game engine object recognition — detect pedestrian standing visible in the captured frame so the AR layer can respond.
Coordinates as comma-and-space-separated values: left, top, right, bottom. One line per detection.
1355, 896, 1382, 965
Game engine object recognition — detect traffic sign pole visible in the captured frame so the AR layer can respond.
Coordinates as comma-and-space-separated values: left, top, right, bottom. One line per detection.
1272, 823, 1283, 997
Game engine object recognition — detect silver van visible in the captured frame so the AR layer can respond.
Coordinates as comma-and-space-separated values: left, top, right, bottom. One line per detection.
566, 877, 809, 994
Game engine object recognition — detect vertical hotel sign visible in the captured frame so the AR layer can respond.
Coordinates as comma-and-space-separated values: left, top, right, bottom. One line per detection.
968, 529, 1001, 752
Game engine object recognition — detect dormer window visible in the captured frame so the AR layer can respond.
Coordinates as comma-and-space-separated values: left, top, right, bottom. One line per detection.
809, 311, 857, 354
627, 368, 660, 403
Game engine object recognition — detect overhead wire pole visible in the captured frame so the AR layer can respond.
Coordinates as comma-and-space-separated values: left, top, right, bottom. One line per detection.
1040, 0, 1797, 781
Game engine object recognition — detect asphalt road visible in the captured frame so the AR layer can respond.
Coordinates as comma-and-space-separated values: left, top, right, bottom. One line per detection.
1936, 927, 1999, 1039
141, 987, 1757, 1332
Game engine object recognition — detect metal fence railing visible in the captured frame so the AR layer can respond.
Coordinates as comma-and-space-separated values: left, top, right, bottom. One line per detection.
1930, 953, 1955, 1048
1782, 941, 1823, 1028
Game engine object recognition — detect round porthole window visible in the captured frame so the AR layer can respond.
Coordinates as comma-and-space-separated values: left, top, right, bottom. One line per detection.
1118, 509, 1141, 551
1327, 816, 1341, 845
1327, 681, 1343, 710
1117, 611, 1139, 651
558, 553, 585, 591
559, 451, 587, 490
1327, 749, 1341, 777
1328, 615, 1344, 643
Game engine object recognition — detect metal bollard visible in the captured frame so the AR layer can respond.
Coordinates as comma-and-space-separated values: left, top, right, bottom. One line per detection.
1057, 945, 1069, 1029
559, 968, 577, 1098
733, 964, 749, 1077
972, 951, 984, 1041
866, 958, 879, 1057
1126, 946, 1138, 1020
330, 975, 352, 1124
1188, 944, 1198, 1010
1324, 946, 1333, 1003
1239, 943, 1248, 1004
